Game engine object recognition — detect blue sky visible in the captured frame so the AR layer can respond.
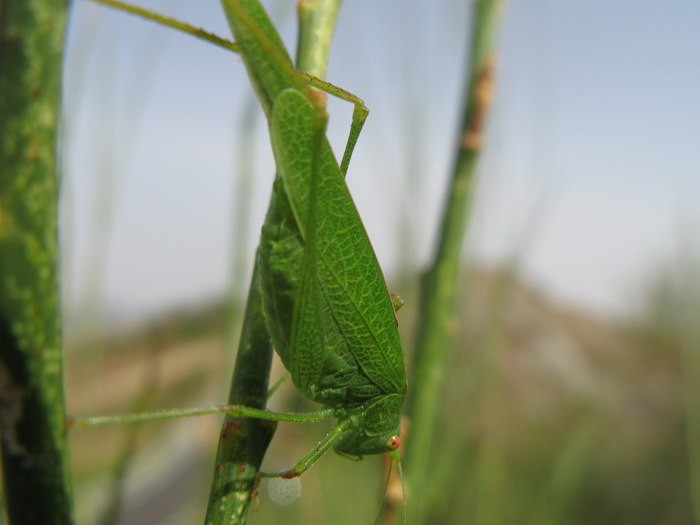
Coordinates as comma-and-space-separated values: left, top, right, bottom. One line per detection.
62, 0, 700, 331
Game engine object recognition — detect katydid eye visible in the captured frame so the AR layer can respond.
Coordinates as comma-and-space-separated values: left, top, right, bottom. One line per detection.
386, 435, 400, 450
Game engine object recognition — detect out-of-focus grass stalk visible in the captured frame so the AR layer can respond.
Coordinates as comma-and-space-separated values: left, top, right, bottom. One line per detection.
0, 1, 74, 522
526, 415, 601, 525
425, 270, 507, 515
204, 263, 278, 524
96, 335, 168, 525
228, 95, 259, 312
677, 256, 700, 523
404, 0, 506, 522
223, 91, 260, 404
456, 271, 515, 525
205, 1, 342, 522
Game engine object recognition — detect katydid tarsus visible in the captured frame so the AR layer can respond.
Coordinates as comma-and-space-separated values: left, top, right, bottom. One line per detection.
77, 0, 407, 498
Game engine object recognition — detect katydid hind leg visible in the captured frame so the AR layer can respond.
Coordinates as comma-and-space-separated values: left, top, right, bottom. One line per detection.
89, 0, 238, 52
302, 73, 369, 175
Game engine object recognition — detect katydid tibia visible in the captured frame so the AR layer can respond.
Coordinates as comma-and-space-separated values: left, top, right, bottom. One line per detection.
79, 0, 406, 489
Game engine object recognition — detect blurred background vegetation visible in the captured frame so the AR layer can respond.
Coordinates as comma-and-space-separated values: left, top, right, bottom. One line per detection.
53, 0, 700, 523
64, 263, 700, 524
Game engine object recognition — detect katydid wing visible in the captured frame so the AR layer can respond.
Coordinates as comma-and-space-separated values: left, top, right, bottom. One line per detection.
222, 0, 406, 462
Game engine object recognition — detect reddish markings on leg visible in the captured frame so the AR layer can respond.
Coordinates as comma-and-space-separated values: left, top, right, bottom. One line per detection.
281, 470, 299, 479
221, 419, 242, 439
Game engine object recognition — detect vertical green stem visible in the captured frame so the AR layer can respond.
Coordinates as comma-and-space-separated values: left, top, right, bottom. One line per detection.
206, 2, 342, 523
404, 0, 505, 522
678, 259, 700, 524
0, 1, 74, 523
227, 96, 259, 311
296, 0, 341, 78
205, 263, 278, 524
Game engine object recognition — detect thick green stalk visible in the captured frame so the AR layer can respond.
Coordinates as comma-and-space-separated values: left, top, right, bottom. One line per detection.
678, 259, 700, 524
296, 0, 341, 79
404, 0, 505, 522
0, 1, 74, 523
205, 2, 342, 523
205, 263, 278, 524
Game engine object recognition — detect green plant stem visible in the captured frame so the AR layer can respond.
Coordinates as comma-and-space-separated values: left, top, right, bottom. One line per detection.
204, 264, 278, 525
404, 0, 505, 523
0, 1, 74, 523
296, 0, 342, 79
205, 2, 343, 522
227, 93, 259, 310
683, 344, 700, 524
678, 259, 700, 524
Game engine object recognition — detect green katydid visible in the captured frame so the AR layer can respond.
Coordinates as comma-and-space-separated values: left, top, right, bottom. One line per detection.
228, 0, 406, 474
77, 0, 406, 488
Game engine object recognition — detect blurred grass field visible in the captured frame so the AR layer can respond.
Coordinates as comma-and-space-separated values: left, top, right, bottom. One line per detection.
65, 265, 698, 524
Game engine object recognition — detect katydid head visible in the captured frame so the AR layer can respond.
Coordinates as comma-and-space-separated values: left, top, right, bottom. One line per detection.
333, 427, 402, 456
333, 394, 403, 456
